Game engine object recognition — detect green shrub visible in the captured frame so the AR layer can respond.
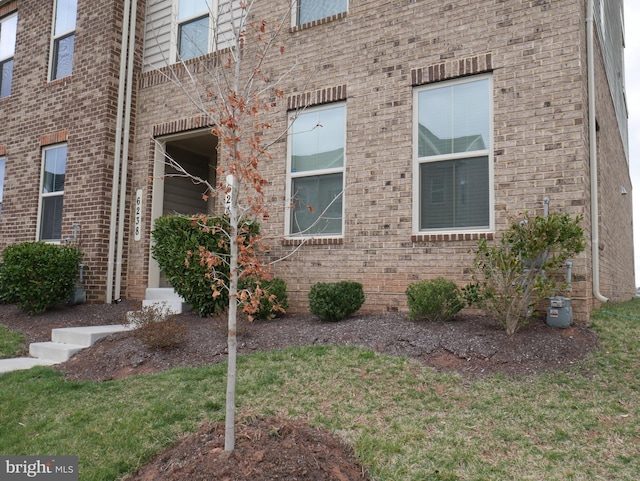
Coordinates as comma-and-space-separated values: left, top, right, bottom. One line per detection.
239, 277, 289, 320
406, 277, 464, 322
0, 242, 82, 314
151, 215, 259, 317
130, 304, 187, 350
308, 281, 365, 322
470, 212, 585, 335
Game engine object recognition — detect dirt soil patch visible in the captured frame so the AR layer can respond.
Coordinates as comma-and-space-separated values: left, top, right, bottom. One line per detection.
1, 302, 598, 481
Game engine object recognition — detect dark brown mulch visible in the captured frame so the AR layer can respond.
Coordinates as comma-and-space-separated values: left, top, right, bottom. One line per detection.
121, 417, 370, 481
0, 301, 599, 481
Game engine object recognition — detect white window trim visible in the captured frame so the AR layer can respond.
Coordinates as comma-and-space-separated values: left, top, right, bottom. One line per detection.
412, 74, 494, 235
0, 12, 17, 63
291, 0, 348, 28
285, 102, 346, 238
36, 144, 66, 243
0, 12, 17, 98
170, 0, 217, 63
49, 0, 77, 81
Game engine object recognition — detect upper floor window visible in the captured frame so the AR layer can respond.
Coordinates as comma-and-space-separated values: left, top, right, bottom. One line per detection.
177, 0, 212, 61
287, 103, 345, 236
0, 12, 17, 98
0, 156, 5, 220
296, 0, 347, 25
413, 75, 493, 232
51, 0, 77, 80
38, 144, 67, 241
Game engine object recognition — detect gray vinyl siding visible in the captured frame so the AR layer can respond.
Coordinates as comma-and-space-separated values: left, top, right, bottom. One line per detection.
142, 0, 244, 72
142, 0, 173, 71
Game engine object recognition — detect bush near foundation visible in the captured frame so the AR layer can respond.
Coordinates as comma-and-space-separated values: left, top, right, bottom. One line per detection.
308, 281, 365, 322
239, 277, 289, 320
469, 212, 585, 335
130, 304, 187, 350
406, 278, 465, 322
0, 242, 82, 314
151, 215, 259, 317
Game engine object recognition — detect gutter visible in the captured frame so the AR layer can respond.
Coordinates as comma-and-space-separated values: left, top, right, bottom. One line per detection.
106, 0, 134, 303
114, 0, 139, 301
586, 0, 609, 303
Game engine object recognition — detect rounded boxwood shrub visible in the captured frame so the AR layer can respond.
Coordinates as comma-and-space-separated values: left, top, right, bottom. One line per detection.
308, 281, 365, 322
239, 276, 289, 320
406, 277, 464, 322
0, 242, 83, 314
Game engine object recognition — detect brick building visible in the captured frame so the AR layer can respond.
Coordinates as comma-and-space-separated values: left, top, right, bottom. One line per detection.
0, 0, 634, 322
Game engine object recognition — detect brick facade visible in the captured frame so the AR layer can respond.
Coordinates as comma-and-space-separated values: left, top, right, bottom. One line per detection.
0, 0, 633, 322
0, 0, 145, 302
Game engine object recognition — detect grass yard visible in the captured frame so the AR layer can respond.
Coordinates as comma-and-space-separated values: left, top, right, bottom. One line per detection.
0, 324, 26, 359
1, 299, 639, 480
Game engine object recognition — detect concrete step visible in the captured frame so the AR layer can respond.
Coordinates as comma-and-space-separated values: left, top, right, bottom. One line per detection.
143, 288, 191, 314
144, 288, 184, 302
29, 324, 134, 364
0, 357, 57, 374
142, 299, 190, 315
1, 324, 135, 374
51, 324, 133, 347
29, 341, 86, 363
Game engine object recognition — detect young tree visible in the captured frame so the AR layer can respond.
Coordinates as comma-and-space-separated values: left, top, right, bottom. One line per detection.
148, 0, 298, 451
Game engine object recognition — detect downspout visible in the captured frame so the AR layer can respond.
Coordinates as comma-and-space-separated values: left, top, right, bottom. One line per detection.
114, 0, 138, 301
106, 0, 133, 304
586, 0, 609, 303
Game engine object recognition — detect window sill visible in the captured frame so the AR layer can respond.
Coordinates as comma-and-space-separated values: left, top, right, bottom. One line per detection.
411, 232, 493, 243
281, 237, 343, 246
45, 76, 73, 88
291, 11, 348, 33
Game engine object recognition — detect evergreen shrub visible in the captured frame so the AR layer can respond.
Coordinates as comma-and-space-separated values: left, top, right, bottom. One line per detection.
151, 215, 259, 317
405, 277, 464, 322
308, 281, 365, 322
0, 242, 82, 314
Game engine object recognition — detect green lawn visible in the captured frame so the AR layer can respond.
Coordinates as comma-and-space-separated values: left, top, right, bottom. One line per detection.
0, 324, 27, 359
1, 299, 639, 481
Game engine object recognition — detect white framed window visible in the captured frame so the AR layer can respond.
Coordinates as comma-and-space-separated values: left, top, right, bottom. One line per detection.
176, 0, 214, 61
0, 12, 17, 98
294, 0, 347, 26
287, 103, 346, 236
413, 75, 493, 233
0, 156, 5, 221
50, 0, 77, 80
38, 144, 67, 241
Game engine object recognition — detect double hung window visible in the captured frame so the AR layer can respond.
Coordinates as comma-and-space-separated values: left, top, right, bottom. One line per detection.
414, 75, 493, 232
177, 0, 212, 61
0, 12, 17, 98
51, 0, 77, 80
296, 0, 347, 25
39, 145, 67, 241
288, 104, 345, 236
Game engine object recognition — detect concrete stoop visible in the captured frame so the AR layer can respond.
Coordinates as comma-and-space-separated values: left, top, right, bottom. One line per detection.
142, 287, 191, 315
0, 324, 133, 374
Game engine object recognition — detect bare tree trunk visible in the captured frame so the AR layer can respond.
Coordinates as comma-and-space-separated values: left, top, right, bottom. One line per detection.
225, 176, 239, 452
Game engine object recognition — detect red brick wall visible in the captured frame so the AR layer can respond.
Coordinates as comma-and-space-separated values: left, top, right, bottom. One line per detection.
0, 0, 144, 303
